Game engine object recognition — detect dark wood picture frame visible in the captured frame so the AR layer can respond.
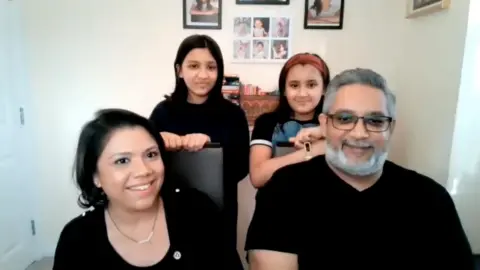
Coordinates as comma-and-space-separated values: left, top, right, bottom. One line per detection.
303, 0, 344, 30
236, 0, 289, 5
183, 0, 222, 30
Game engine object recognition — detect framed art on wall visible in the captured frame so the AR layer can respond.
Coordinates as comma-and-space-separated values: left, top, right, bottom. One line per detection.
406, 0, 450, 18
236, 0, 289, 5
183, 0, 222, 29
304, 0, 344, 29
232, 16, 292, 63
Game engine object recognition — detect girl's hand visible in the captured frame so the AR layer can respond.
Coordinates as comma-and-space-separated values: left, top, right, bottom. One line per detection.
289, 126, 324, 149
182, 133, 211, 152
160, 132, 183, 151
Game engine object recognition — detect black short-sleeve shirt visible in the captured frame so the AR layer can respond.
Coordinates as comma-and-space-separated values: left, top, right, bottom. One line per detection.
245, 156, 475, 269
250, 112, 318, 149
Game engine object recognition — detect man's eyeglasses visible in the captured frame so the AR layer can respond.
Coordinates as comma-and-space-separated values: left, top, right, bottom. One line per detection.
327, 113, 393, 132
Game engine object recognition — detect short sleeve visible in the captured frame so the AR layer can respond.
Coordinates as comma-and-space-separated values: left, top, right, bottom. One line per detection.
149, 100, 169, 132
424, 185, 475, 269
245, 165, 299, 254
250, 113, 278, 148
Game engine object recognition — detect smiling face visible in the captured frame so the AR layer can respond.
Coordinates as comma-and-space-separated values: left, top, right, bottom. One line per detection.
94, 126, 165, 211
320, 84, 394, 176
177, 48, 218, 104
285, 64, 324, 120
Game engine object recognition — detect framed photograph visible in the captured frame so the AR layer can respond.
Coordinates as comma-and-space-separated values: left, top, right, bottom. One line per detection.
406, 0, 450, 18
183, 0, 222, 29
304, 0, 344, 29
233, 16, 292, 63
236, 0, 289, 5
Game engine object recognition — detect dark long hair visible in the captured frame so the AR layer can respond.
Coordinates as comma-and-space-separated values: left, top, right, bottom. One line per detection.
167, 34, 225, 105
273, 52, 330, 125
73, 108, 170, 209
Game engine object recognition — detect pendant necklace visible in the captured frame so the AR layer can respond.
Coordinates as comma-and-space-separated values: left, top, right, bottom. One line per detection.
107, 207, 159, 244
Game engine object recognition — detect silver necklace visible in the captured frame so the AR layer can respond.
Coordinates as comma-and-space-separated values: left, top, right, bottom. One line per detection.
107, 207, 159, 244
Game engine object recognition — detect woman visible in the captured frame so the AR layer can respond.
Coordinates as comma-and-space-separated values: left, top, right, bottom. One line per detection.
149, 34, 249, 269
53, 109, 228, 269
249, 53, 330, 188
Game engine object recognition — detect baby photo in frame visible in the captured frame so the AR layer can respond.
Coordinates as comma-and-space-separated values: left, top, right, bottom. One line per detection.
183, 0, 222, 29
304, 0, 344, 29
236, 0, 289, 5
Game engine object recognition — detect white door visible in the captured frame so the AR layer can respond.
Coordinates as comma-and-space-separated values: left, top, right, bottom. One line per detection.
0, 0, 36, 269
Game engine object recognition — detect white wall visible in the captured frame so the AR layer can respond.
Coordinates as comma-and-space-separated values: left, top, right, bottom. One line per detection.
395, 0, 471, 186
16, 0, 476, 258
447, 0, 480, 254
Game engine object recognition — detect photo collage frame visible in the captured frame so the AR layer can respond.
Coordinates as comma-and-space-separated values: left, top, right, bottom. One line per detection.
232, 16, 292, 63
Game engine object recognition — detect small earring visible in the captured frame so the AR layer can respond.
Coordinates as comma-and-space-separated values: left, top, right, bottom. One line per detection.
94, 179, 101, 188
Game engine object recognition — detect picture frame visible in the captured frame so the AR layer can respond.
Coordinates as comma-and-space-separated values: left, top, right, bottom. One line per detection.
406, 0, 450, 18
236, 0, 289, 5
304, 0, 344, 30
183, 0, 222, 29
232, 16, 293, 64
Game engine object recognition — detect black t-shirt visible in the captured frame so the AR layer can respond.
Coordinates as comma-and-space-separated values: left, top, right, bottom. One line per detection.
245, 156, 475, 269
149, 99, 249, 267
250, 112, 318, 150
53, 187, 232, 269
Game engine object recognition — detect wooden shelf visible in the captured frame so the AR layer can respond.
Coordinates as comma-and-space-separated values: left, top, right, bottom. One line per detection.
240, 94, 279, 126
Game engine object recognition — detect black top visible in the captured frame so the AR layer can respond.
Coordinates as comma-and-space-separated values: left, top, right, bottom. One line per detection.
53, 187, 231, 269
245, 156, 475, 270
250, 112, 318, 151
149, 99, 250, 267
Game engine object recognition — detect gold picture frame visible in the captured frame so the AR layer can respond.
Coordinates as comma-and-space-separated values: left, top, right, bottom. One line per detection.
406, 0, 450, 18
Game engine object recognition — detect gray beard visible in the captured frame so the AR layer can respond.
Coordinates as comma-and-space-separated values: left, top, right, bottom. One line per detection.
325, 141, 388, 176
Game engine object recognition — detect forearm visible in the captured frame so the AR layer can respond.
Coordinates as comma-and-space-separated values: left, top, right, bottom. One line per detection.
249, 251, 298, 270
250, 149, 307, 188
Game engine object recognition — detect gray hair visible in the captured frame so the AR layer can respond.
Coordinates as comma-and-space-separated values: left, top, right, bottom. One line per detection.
322, 68, 397, 119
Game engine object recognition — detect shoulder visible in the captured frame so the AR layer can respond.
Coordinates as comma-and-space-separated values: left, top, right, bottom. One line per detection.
61, 207, 102, 234
254, 112, 278, 126
259, 156, 318, 198
385, 161, 450, 198
221, 100, 248, 123
149, 99, 172, 120
56, 207, 103, 247
251, 112, 279, 144
151, 99, 172, 114
218, 99, 246, 119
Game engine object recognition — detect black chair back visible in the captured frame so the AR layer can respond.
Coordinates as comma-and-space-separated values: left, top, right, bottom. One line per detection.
170, 143, 224, 209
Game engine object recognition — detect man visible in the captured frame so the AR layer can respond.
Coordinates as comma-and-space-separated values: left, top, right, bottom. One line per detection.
245, 68, 474, 269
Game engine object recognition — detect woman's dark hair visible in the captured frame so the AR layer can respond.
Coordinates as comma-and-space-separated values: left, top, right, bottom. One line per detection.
195, 0, 212, 10
73, 108, 169, 209
273, 52, 331, 125
167, 34, 225, 104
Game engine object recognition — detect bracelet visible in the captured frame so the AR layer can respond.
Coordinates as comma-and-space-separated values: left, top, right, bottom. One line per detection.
304, 142, 312, 161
